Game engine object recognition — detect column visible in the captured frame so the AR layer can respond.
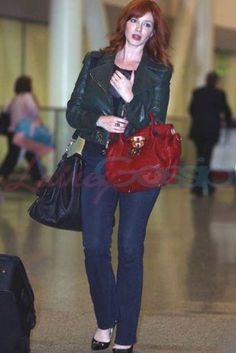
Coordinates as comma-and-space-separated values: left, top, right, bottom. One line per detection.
85, 0, 109, 50
168, 0, 197, 116
48, 0, 83, 107
195, 0, 214, 86
48, 0, 83, 171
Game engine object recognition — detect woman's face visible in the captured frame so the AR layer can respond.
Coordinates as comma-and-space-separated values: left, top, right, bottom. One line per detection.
125, 12, 154, 49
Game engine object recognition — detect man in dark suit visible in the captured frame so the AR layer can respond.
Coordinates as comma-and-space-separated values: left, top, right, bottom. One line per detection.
189, 71, 232, 196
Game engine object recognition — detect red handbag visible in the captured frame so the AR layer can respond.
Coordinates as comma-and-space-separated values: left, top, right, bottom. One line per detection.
105, 113, 182, 192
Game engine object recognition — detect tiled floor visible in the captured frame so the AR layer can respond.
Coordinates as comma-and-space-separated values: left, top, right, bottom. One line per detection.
1, 183, 236, 353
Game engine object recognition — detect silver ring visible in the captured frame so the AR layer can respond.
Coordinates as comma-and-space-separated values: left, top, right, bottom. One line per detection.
115, 122, 120, 127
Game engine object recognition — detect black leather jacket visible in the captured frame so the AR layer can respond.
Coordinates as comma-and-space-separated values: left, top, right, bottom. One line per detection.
66, 51, 172, 145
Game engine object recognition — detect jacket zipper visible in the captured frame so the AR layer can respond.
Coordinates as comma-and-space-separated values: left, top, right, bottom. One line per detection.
90, 72, 114, 111
121, 103, 128, 120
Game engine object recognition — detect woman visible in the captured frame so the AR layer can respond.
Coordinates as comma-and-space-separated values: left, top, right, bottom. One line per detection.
0, 76, 42, 184
66, 0, 172, 351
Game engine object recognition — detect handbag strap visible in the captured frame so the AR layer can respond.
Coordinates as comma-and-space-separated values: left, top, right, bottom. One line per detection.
72, 129, 80, 140
109, 112, 157, 143
62, 129, 80, 159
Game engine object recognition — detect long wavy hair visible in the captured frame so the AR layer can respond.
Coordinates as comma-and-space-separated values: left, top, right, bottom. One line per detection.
103, 0, 172, 67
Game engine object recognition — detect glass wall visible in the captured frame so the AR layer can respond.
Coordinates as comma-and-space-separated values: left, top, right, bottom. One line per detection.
0, 19, 22, 104
215, 49, 236, 114
0, 17, 49, 166
0, 17, 48, 107
25, 23, 49, 107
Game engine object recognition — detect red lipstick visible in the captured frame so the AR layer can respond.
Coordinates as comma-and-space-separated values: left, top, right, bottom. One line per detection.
132, 34, 141, 41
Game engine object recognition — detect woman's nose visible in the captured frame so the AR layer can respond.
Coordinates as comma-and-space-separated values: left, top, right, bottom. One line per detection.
135, 23, 141, 32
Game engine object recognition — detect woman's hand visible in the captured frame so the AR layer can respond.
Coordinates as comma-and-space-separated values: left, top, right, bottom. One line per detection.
110, 70, 135, 103
96, 115, 128, 133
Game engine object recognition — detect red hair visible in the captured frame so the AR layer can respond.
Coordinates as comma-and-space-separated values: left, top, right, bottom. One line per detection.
103, 0, 172, 67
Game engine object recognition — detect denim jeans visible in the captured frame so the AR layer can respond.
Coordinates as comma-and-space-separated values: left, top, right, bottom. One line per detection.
192, 139, 216, 192
81, 151, 160, 345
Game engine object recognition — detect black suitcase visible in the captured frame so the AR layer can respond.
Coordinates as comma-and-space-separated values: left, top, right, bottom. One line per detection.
0, 254, 36, 353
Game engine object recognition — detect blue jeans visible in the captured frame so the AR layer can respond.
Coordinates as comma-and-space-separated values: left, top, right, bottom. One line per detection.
81, 151, 160, 345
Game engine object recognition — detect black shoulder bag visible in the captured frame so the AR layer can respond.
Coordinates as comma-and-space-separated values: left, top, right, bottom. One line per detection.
28, 130, 84, 231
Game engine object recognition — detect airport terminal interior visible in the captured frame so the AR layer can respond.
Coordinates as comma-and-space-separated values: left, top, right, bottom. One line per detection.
1, 1, 236, 352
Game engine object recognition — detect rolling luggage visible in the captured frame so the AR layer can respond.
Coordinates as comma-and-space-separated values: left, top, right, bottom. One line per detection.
0, 254, 36, 353
211, 128, 236, 172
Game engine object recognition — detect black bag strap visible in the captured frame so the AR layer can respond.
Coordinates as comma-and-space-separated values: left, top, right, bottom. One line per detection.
72, 129, 80, 140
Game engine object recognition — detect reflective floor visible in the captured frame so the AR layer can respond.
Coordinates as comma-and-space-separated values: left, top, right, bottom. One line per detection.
1, 183, 236, 353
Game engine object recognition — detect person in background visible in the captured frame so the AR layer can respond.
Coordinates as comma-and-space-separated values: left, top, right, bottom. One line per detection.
66, 0, 172, 352
189, 71, 232, 196
0, 76, 43, 185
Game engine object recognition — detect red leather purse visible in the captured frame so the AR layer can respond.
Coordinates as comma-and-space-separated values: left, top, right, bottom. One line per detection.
105, 113, 181, 192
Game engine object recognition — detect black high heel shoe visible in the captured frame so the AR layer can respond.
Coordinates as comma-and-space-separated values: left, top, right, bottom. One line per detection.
112, 346, 133, 353
91, 328, 113, 351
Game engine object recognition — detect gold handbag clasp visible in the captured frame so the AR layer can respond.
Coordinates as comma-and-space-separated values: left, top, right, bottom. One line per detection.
130, 136, 145, 149
128, 136, 145, 157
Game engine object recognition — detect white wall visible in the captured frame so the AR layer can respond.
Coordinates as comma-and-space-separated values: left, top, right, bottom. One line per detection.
104, 0, 236, 31
214, 0, 236, 29
1, 0, 236, 30
170, 0, 236, 30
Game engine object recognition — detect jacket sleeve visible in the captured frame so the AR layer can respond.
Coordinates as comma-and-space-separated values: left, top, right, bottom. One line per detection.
66, 52, 101, 133
124, 67, 172, 132
188, 90, 197, 117
220, 91, 232, 127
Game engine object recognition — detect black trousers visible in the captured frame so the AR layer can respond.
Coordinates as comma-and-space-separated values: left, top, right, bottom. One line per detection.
0, 133, 42, 181
192, 139, 216, 192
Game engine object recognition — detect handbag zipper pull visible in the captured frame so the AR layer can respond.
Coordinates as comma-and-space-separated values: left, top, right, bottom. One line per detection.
105, 140, 110, 149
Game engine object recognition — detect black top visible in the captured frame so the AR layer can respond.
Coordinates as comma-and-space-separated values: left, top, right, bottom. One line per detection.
83, 65, 133, 156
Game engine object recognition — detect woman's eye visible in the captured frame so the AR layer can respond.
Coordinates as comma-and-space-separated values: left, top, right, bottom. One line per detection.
130, 18, 137, 23
144, 23, 152, 28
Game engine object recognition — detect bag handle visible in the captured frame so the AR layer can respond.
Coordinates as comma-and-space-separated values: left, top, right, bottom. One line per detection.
149, 112, 164, 136
108, 112, 158, 144
62, 129, 80, 159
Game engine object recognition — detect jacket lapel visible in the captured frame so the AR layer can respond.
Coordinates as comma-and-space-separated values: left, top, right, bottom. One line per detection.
90, 53, 115, 95
90, 52, 162, 97
132, 54, 162, 95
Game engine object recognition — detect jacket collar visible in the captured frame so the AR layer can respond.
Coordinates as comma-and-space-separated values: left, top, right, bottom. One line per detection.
90, 52, 164, 96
